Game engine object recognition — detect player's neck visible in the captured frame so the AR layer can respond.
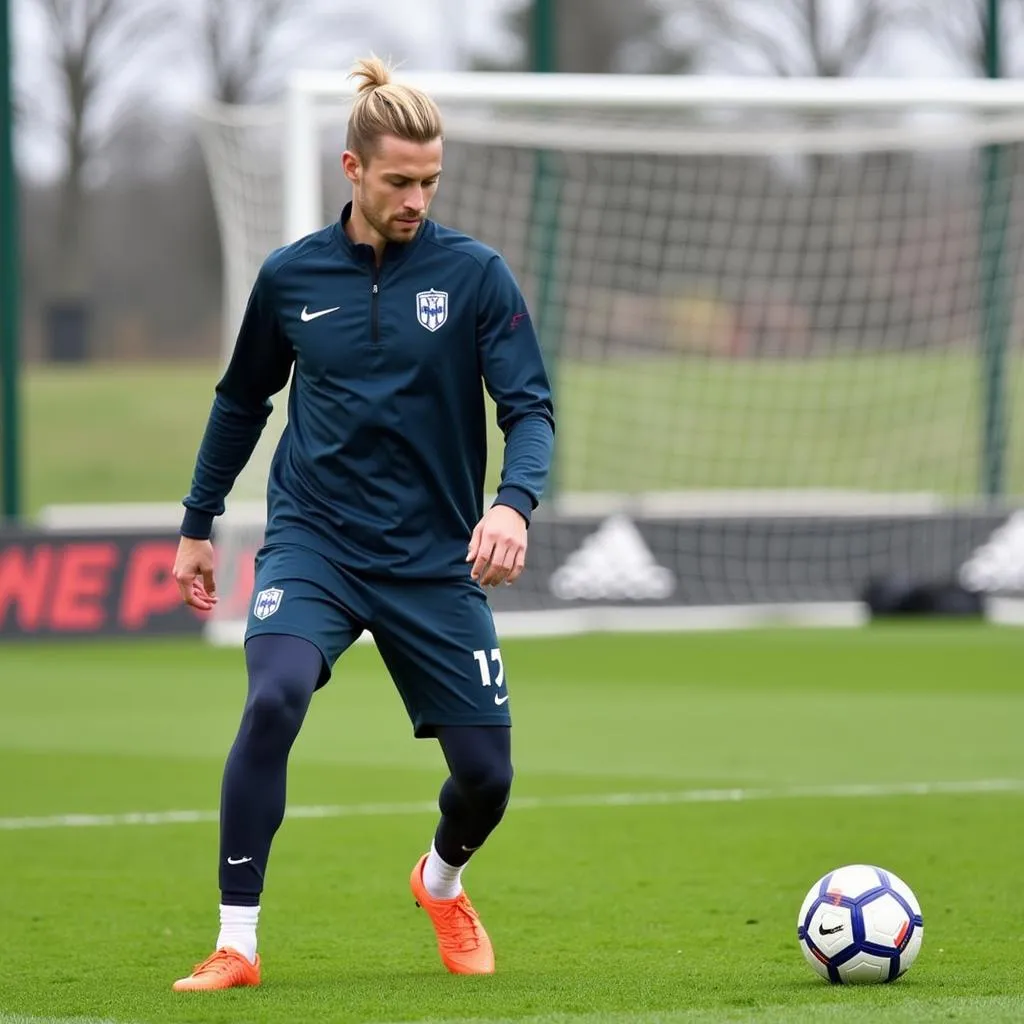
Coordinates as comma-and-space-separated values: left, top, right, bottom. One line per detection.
345, 205, 387, 265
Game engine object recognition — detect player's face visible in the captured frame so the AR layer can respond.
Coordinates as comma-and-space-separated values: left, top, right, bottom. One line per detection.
344, 135, 443, 245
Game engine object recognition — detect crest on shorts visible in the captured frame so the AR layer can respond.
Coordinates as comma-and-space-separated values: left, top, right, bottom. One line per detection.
253, 587, 284, 620
416, 288, 448, 332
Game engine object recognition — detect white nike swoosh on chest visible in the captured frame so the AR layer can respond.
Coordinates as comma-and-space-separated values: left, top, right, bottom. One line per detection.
300, 305, 341, 322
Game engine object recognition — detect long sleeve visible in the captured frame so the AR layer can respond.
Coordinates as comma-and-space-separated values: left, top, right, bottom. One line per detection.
180, 264, 295, 539
476, 255, 556, 525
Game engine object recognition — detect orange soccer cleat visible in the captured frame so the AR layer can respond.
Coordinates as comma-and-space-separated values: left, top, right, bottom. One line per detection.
171, 947, 261, 992
410, 853, 495, 975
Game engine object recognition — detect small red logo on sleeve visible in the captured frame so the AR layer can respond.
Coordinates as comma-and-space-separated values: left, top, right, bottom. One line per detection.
510, 312, 529, 331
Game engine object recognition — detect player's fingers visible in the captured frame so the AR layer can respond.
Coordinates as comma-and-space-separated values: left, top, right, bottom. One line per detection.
482, 544, 512, 587
470, 538, 495, 582
202, 566, 217, 598
506, 544, 527, 584
494, 542, 519, 586
173, 564, 196, 604
193, 576, 218, 607
189, 577, 216, 612
466, 521, 484, 562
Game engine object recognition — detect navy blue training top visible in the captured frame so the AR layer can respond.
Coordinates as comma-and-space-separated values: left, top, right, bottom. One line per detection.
181, 204, 555, 578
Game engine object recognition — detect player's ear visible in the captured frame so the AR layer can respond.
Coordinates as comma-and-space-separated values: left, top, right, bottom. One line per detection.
341, 150, 361, 186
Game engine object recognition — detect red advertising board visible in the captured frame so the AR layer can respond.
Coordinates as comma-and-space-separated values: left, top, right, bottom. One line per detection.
0, 530, 205, 638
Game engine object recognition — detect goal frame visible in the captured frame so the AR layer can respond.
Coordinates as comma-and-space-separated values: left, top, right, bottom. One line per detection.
186, 71, 1024, 642
283, 70, 1024, 243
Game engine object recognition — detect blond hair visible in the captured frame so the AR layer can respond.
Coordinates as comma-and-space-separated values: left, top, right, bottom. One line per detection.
346, 56, 443, 159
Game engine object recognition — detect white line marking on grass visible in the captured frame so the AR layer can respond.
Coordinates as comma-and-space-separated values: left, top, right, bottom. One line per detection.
1, 778, 1022, 833
0, 1017, 127, 1024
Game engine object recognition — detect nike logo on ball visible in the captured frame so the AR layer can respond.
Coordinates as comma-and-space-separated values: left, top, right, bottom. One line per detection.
300, 305, 341, 322
818, 923, 843, 935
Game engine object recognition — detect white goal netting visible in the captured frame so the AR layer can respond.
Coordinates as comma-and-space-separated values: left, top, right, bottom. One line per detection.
195, 74, 1024, 641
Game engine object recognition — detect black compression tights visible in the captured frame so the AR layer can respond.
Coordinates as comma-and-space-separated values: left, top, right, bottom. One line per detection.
219, 634, 513, 905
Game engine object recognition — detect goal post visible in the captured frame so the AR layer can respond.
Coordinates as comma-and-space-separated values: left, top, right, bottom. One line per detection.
195, 72, 1024, 643
282, 68, 1024, 228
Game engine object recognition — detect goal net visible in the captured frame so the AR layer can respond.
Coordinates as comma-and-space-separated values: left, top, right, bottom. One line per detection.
195, 73, 1024, 643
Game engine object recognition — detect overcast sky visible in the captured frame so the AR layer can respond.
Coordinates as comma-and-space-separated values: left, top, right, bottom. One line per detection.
12, 0, 1014, 181
13, 0, 527, 178
12, 0, 526, 102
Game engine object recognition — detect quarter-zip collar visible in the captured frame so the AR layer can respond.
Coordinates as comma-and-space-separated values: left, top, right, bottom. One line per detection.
333, 201, 430, 268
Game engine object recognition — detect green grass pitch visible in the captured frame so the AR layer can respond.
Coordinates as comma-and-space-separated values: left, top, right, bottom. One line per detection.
21, 351, 1024, 515
1, 625, 1022, 1023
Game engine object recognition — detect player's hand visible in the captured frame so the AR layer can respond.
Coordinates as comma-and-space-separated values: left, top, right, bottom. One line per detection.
173, 536, 218, 611
467, 505, 528, 587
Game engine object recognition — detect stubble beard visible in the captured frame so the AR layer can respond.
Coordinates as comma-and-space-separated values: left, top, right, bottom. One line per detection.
361, 197, 421, 245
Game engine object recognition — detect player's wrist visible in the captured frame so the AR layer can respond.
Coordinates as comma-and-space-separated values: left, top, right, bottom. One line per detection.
492, 486, 533, 526
180, 507, 216, 541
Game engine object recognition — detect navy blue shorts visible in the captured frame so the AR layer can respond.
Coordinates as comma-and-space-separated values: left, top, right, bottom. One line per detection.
244, 544, 510, 737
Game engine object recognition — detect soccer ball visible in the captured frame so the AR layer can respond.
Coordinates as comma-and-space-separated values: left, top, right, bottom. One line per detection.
797, 864, 923, 984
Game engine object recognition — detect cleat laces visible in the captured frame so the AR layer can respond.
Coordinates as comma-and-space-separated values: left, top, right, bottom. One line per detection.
189, 949, 247, 979
433, 895, 485, 953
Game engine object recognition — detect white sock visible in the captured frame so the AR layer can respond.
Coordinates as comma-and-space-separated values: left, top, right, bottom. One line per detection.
216, 904, 260, 964
422, 841, 465, 900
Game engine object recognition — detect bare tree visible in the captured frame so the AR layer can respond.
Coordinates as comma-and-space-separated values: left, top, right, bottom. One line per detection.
910, 0, 1024, 77
940, 0, 990, 74
192, 0, 377, 105
690, 0, 914, 78
489, 0, 696, 74
30, 0, 172, 354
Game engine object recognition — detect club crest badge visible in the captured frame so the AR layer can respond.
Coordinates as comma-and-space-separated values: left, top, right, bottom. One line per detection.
416, 289, 448, 332
253, 587, 284, 620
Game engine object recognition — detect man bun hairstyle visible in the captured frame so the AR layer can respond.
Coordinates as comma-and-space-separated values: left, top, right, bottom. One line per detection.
347, 56, 443, 159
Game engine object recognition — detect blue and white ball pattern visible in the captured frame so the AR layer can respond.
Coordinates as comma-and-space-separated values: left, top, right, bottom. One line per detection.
797, 864, 923, 984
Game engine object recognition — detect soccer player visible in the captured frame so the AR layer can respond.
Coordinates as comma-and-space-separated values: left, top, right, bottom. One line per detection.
169, 57, 554, 991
